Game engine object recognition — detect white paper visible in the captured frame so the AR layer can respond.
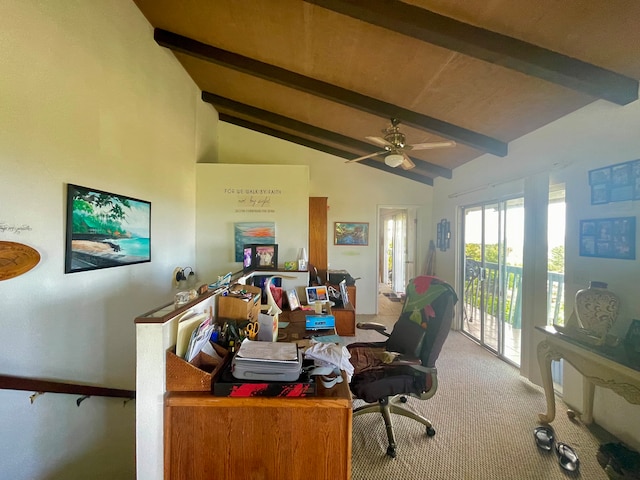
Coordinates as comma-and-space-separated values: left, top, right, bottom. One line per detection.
236, 338, 298, 362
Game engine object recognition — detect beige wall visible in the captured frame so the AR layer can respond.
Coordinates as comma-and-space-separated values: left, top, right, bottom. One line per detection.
196, 164, 310, 282
0, 1, 217, 478
217, 122, 435, 314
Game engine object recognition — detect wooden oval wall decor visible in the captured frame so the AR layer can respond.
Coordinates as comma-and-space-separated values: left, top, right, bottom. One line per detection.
0, 241, 41, 281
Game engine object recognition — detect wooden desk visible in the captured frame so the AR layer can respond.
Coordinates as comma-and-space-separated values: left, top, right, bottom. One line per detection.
280, 306, 355, 338
536, 325, 640, 424
164, 309, 353, 480
164, 375, 352, 480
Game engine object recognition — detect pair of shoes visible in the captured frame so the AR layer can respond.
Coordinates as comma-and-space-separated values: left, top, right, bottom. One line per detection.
534, 426, 580, 472
534, 426, 555, 451
556, 442, 580, 472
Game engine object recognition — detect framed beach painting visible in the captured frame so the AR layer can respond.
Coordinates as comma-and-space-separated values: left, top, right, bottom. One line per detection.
334, 222, 369, 246
65, 184, 151, 273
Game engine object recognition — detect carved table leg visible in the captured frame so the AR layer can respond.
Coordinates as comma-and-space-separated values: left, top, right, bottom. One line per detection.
537, 340, 561, 423
582, 378, 595, 424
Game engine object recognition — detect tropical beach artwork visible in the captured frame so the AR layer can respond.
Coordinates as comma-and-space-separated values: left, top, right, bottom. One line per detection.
334, 222, 369, 246
65, 184, 151, 273
234, 222, 275, 262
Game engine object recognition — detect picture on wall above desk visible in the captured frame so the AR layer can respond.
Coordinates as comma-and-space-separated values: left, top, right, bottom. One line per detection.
588, 159, 640, 204
579, 216, 635, 260
234, 222, 275, 262
334, 222, 369, 246
65, 184, 151, 273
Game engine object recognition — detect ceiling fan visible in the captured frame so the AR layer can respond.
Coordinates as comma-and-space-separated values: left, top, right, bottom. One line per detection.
346, 118, 456, 170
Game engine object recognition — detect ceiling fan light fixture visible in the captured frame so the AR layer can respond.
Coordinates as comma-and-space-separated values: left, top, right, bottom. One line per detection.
385, 153, 404, 168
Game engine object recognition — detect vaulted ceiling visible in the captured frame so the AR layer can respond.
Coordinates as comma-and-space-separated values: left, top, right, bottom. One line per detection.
133, 0, 640, 186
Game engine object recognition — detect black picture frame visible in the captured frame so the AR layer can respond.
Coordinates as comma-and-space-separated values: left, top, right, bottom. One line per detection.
245, 243, 278, 270
65, 184, 151, 273
579, 216, 636, 260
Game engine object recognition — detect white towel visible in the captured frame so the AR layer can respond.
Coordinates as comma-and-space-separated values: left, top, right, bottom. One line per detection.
304, 341, 354, 383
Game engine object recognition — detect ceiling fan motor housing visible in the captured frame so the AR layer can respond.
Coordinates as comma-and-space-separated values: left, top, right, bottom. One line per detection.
384, 128, 406, 149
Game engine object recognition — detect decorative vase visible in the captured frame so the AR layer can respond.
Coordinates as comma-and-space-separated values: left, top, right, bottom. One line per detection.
575, 281, 619, 344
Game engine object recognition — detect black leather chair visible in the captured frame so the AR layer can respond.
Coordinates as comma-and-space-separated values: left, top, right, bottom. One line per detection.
348, 276, 457, 457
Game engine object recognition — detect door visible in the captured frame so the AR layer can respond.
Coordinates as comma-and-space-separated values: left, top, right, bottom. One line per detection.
378, 207, 417, 300
461, 198, 524, 365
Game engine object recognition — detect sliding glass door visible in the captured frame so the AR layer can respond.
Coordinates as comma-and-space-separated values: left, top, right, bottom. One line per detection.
461, 198, 524, 365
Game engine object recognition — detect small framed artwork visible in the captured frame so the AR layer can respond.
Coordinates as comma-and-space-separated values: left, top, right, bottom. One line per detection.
579, 216, 636, 260
591, 184, 609, 205
334, 222, 369, 246
253, 243, 278, 270
589, 159, 640, 205
589, 167, 611, 186
305, 285, 329, 304
65, 184, 151, 273
287, 289, 301, 311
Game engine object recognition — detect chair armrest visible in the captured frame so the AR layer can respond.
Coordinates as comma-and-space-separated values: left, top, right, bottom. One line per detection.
356, 322, 390, 337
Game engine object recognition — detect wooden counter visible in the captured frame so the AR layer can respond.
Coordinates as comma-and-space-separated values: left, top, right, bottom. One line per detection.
164, 374, 352, 480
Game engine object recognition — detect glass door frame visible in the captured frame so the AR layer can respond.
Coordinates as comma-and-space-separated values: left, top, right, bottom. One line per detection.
459, 196, 523, 364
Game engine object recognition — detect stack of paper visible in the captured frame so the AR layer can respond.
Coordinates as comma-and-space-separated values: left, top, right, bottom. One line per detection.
236, 339, 298, 363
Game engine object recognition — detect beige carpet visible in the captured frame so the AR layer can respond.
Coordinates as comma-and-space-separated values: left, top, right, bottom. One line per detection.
349, 317, 611, 480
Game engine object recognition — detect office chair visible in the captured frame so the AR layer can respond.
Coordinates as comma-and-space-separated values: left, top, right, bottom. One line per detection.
348, 276, 457, 457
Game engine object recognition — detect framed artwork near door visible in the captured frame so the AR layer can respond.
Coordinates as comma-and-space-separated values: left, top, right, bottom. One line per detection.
334, 222, 369, 246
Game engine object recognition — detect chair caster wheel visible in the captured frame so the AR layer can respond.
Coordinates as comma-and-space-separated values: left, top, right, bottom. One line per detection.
386, 446, 397, 458
400, 396, 408, 403
426, 426, 436, 437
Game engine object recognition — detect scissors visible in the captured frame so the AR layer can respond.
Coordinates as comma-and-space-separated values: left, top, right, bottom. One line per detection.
244, 321, 260, 340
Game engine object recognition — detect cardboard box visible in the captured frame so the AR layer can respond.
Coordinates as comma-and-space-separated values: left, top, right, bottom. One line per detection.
217, 284, 261, 321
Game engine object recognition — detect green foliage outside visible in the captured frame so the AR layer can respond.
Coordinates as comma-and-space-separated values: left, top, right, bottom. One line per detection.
464, 243, 565, 326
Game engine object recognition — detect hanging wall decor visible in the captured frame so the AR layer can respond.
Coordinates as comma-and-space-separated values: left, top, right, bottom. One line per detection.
0, 241, 41, 280
234, 222, 276, 262
579, 216, 635, 260
334, 222, 369, 246
436, 219, 451, 251
65, 184, 151, 273
589, 159, 640, 204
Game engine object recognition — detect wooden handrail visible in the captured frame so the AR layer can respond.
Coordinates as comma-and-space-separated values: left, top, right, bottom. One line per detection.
0, 374, 135, 400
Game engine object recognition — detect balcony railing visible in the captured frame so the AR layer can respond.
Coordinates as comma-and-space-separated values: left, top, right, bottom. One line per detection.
464, 261, 565, 329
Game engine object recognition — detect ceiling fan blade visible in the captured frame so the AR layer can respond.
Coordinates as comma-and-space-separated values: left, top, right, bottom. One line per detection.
400, 153, 415, 170
366, 136, 392, 148
407, 141, 456, 151
345, 150, 386, 163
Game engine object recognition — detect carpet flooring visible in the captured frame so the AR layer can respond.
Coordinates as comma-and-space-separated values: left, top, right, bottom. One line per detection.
348, 320, 612, 480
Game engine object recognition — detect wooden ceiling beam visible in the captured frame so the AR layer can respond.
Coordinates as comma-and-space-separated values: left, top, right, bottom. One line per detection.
305, 0, 639, 105
203, 92, 452, 179
218, 113, 434, 186
154, 28, 507, 157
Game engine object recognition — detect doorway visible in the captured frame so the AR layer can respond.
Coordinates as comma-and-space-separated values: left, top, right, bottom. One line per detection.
378, 207, 417, 313
461, 198, 524, 365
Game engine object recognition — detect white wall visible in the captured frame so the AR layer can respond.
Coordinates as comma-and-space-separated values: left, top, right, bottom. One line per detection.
432, 98, 640, 449
196, 164, 309, 281
0, 1, 217, 478
217, 123, 435, 314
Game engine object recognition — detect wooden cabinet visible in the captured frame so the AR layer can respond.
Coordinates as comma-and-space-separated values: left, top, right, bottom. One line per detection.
333, 303, 356, 336
309, 197, 328, 282
164, 382, 352, 480
330, 285, 356, 336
